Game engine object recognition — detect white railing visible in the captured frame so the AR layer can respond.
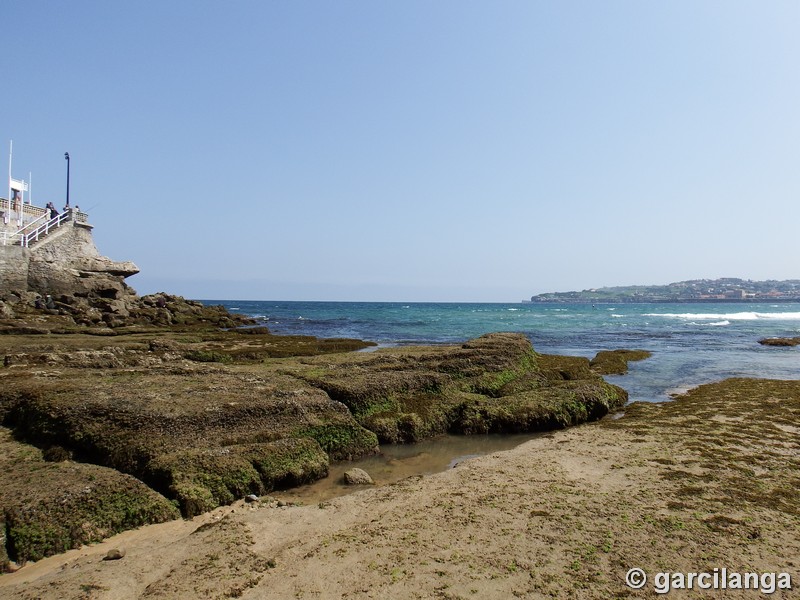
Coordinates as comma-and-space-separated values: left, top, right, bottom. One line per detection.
1, 201, 52, 246
19, 210, 73, 247
14, 211, 49, 237
0, 207, 88, 247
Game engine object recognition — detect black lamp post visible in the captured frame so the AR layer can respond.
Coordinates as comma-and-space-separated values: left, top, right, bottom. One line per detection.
64, 152, 70, 208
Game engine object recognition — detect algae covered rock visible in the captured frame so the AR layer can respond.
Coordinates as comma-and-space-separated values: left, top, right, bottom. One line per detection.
292, 422, 379, 461
0, 512, 8, 573
589, 349, 652, 375
149, 439, 329, 517
0, 330, 642, 541
0, 428, 178, 565
451, 381, 627, 434
0, 366, 377, 517
298, 333, 629, 443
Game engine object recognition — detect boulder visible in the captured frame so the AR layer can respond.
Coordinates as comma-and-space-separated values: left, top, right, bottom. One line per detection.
343, 468, 374, 485
103, 548, 126, 561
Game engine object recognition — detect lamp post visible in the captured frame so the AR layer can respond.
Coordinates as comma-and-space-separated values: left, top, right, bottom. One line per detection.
64, 152, 70, 208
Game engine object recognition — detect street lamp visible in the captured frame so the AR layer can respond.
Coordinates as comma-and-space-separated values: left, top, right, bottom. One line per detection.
64, 152, 70, 208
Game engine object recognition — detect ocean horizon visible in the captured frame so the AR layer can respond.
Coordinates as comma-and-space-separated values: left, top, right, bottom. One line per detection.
199, 300, 800, 404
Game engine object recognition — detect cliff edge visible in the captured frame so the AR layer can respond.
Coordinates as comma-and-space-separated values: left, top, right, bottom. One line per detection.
0, 215, 250, 331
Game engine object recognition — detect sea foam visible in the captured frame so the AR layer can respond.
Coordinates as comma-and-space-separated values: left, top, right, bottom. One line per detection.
644, 312, 800, 321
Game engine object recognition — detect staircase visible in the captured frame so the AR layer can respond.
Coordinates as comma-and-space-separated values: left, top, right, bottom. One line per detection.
0, 209, 88, 248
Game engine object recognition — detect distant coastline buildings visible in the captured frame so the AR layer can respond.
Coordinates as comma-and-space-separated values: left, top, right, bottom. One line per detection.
530, 278, 800, 303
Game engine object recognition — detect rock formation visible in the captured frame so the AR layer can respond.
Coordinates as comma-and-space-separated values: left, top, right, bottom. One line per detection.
0, 215, 252, 331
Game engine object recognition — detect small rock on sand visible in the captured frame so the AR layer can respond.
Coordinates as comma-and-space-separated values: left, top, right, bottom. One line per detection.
103, 548, 126, 561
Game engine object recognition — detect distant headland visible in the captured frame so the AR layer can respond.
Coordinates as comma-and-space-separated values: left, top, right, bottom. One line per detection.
530, 278, 800, 303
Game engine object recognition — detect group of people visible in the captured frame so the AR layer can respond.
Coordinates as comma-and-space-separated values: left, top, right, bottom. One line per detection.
34, 295, 57, 310
44, 202, 80, 220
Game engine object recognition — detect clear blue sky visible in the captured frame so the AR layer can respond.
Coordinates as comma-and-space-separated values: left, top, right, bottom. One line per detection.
3, 1, 799, 302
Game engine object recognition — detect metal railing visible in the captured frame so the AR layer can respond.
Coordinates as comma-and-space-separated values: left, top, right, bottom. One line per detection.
14, 211, 49, 237
19, 210, 73, 247
0, 207, 88, 247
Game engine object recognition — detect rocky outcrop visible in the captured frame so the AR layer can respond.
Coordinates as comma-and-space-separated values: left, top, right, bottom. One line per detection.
0, 428, 179, 566
758, 337, 800, 347
1, 220, 138, 325
298, 333, 629, 444
0, 331, 641, 564
2, 221, 139, 301
589, 349, 652, 374
0, 218, 254, 331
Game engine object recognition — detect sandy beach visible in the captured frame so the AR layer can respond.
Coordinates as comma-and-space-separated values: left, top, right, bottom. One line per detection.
2, 377, 797, 599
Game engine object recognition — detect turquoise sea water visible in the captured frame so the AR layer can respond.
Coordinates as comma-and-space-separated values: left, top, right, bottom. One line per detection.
205, 300, 800, 403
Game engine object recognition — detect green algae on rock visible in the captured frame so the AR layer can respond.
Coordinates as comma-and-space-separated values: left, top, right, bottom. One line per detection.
297, 333, 629, 444
608, 378, 800, 518
589, 349, 652, 375
0, 330, 646, 566
0, 429, 178, 566
149, 438, 329, 517
0, 366, 378, 506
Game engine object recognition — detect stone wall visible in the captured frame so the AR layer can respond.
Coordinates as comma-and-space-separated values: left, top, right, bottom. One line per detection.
0, 245, 30, 291
0, 221, 139, 300
27, 223, 139, 299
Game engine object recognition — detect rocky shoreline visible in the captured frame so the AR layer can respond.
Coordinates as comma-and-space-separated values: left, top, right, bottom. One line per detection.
0, 375, 796, 598
0, 310, 649, 567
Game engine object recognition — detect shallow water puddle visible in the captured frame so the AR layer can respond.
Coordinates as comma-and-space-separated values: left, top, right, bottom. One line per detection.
277, 432, 542, 504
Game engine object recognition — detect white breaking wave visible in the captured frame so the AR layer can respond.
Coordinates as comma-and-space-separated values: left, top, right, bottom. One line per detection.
611, 314, 625, 318
644, 312, 800, 321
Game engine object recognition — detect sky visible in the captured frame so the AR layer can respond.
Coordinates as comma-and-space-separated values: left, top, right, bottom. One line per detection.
2, 1, 799, 302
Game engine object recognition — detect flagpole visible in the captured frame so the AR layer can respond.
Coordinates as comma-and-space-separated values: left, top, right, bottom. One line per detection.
6, 140, 11, 224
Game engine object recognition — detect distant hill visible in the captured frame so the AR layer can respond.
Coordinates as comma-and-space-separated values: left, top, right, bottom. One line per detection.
530, 278, 800, 303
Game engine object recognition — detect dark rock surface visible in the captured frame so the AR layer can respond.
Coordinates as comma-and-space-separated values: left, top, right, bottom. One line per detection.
589, 349, 652, 375
758, 336, 800, 347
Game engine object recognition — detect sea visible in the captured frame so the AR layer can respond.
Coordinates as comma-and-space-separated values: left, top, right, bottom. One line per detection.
205, 300, 800, 404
